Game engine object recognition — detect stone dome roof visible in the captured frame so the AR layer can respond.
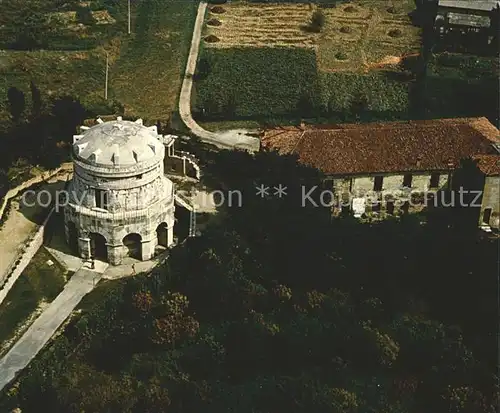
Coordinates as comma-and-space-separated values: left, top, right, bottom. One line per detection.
73, 118, 164, 168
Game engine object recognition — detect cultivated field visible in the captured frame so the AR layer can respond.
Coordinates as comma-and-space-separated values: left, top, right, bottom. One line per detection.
203, 1, 421, 73
204, 4, 318, 49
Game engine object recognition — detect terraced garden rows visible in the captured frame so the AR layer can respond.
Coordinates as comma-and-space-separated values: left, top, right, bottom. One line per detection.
205, 4, 318, 48
204, 2, 420, 71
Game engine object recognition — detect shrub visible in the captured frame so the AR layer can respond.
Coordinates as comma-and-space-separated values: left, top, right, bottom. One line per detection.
210, 6, 226, 14
309, 10, 326, 32
340, 26, 352, 33
206, 18, 222, 26
76, 6, 96, 25
204, 35, 220, 43
335, 52, 348, 60
388, 29, 402, 38
81, 94, 124, 116
387, 6, 399, 14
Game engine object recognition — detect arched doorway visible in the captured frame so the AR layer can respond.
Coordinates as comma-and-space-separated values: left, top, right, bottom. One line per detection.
156, 223, 169, 247
89, 232, 107, 261
123, 233, 142, 260
67, 222, 78, 254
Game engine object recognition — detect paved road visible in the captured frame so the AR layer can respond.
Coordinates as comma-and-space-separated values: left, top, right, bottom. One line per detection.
179, 2, 260, 152
0, 267, 104, 392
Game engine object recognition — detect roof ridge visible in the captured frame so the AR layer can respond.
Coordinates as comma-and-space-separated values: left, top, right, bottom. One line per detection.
300, 117, 487, 132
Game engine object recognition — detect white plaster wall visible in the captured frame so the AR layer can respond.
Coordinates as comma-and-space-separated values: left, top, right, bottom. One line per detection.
352, 177, 373, 195
480, 176, 500, 226
347, 173, 447, 195
69, 173, 172, 212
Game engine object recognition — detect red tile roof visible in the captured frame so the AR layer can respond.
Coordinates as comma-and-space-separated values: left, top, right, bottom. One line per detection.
261, 117, 500, 176
473, 154, 500, 176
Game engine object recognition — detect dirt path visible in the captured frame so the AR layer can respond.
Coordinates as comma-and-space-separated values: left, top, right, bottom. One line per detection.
178, 2, 260, 152
0, 173, 70, 287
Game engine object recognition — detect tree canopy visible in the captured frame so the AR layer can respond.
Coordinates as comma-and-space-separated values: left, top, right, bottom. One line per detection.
0, 149, 497, 412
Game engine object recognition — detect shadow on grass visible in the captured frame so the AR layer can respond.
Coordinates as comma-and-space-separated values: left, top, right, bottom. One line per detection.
0, 247, 68, 355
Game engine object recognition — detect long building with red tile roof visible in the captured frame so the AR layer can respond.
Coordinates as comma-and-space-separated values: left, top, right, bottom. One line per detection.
261, 117, 500, 228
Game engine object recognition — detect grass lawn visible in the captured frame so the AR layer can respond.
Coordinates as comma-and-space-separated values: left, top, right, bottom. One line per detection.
0, 49, 107, 114
0, 247, 69, 356
110, 0, 198, 122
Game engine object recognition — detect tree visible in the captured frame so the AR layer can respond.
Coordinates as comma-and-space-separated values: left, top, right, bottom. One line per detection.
2, 0, 53, 50
51, 96, 87, 141
195, 57, 211, 80
489, 4, 500, 54
297, 90, 315, 117
309, 10, 326, 33
76, 6, 96, 25
7, 87, 25, 122
30, 81, 42, 118
350, 92, 369, 120
151, 292, 199, 347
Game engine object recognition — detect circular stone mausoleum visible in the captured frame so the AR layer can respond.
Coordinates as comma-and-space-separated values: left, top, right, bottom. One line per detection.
64, 116, 175, 265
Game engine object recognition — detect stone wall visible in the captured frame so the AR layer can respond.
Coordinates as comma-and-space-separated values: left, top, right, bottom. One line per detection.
331, 172, 450, 217
0, 207, 55, 305
164, 153, 200, 180
479, 176, 500, 227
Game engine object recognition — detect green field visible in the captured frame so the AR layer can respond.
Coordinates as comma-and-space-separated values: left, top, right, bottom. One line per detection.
0, 248, 69, 356
110, 0, 197, 121
425, 53, 500, 121
193, 47, 413, 123
193, 48, 318, 119
0, 0, 197, 124
194, 46, 499, 125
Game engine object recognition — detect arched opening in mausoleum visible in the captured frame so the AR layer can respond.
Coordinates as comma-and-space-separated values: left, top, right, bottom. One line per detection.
89, 232, 107, 261
156, 223, 169, 248
123, 233, 142, 260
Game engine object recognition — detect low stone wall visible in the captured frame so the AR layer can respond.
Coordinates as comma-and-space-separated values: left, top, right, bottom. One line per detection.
0, 163, 72, 223
0, 207, 55, 306
164, 155, 200, 180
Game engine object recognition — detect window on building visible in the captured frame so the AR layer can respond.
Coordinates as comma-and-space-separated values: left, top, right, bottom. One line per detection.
430, 173, 440, 188
346, 178, 353, 192
403, 174, 412, 188
95, 189, 108, 210
483, 208, 492, 225
373, 176, 383, 192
